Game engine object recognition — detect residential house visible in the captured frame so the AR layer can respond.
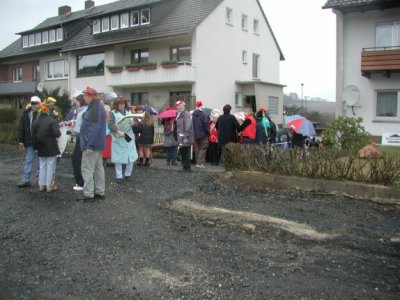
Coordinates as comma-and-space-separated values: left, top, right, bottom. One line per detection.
0, 0, 284, 124
323, 0, 400, 142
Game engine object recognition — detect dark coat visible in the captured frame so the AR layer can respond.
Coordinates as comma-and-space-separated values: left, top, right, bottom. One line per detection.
176, 110, 194, 147
32, 113, 61, 157
255, 120, 268, 145
267, 118, 277, 143
192, 109, 209, 140
133, 121, 154, 145
215, 112, 240, 146
17, 108, 39, 147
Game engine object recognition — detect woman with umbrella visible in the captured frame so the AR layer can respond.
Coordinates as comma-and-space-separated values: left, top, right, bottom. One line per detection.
159, 107, 178, 166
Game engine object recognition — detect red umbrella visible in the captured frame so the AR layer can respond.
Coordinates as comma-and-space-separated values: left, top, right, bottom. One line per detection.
158, 109, 177, 119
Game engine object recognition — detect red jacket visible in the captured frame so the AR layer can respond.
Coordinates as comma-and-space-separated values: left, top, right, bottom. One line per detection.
242, 115, 256, 140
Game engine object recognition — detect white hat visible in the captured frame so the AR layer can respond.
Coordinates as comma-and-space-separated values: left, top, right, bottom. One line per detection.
30, 96, 41, 103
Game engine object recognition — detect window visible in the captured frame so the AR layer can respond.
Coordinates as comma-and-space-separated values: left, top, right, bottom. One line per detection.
253, 19, 259, 35
171, 46, 191, 62
121, 12, 129, 28
33, 64, 40, 81
35, 33, 41, 45
252, 53, 260, 78
77, 53, 105, 76
131, 11, 139, 26
13, 67, 22, 82
22, 36, 28, 48
93, 19, 101, 34
111, 15, 119, 30
42, 31, 48, 44
131, 92, 148, 106
235, 92, 242, 107
241, 14, 248, 31
132, 49, 149, 63
49, 29, 56, 42
376, 22, 400, 48
226, 7, 233, 25
376, 91, 399, 118
268, 96, 279, 115
242, 50, 247, 64
102, 17, 110, 32
29, 34, 35, 47
56, 28, 63, 41
141, 8, 150, 25
46, 60, 68, 79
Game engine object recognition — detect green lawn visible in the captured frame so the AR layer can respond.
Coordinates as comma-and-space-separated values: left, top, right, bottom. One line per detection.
378, 145, 400, 155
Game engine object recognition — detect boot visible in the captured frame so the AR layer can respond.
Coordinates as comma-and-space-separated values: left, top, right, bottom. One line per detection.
137, 157, 143, 166
144, 158, 150, 166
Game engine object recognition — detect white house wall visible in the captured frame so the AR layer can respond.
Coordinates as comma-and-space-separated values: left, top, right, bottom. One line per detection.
342, 8, 400, 136
193, 0, 281, 112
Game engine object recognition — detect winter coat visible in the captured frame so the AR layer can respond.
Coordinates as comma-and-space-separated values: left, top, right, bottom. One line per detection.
192, 109, 209, 140
215, 112, 240, 146
176, 110, 194, 147
17, 108, 39, 147
31, 113, 61, 157
80, 100, 106, 151
133, 121, 154, 145
267, 118, 277, 143
255, 119, 268, 145
162, 118, 178, 147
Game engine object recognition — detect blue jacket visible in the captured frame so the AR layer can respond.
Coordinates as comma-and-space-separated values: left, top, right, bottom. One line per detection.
192, 109, 209, 140
80, 100, 106, 151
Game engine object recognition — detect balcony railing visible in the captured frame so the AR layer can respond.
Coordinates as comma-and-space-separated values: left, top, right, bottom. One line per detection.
361, 47, 400, 78
105, 62, 196, 87
0, 80, 37, 95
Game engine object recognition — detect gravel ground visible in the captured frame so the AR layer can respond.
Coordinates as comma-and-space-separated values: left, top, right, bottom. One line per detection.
0, 150, 399, 299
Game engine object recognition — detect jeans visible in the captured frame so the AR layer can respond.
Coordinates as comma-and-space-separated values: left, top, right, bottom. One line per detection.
21, 146, 39, 183
38, 156, 57, 188
165, 146, 177, 164
179, 146, 191, 170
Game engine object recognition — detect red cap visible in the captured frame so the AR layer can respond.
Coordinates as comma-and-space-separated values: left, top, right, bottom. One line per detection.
175, 100, 185, 106
83, 86, 98, 96
196, 100, 203, 108
258, 108, 267, 113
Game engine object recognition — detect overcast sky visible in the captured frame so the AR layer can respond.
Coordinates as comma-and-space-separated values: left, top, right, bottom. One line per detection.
0, 0, 336, 101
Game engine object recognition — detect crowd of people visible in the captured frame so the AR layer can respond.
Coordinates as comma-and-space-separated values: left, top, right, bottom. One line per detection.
16, 87, 319, 202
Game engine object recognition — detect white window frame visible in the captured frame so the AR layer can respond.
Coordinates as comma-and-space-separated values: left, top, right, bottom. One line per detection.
93, 19, 101, 34
376, 21, 400, 48
226, 7, 233, 25
102, 17, 110, 32
242, 50, 247, 64
253, 19, 259, 35
141, 8, 150, 25
42, 31, 49, 44
235, 92, 242, 107
111, 15, 119, 30
46, 59, 68, 80
49, 29, 56, 43
29, 34, 35, 47
375, 90, 400, 121
35, 33, 41, 45
13, 67, 22, 83
121, 12, 129, 28
56, 28, 63, 41
268, 96, 279, 115
131, 10, 140, 26
252, 53, 260, 79
22, 36, 29, 48
241, 14, 248, 31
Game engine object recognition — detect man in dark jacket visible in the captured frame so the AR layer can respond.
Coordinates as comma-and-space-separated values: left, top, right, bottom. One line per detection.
176, 100, 194, 172
17, 96, 41, 187
192, 100, 209, 168
78, 86, 106, 202
215, 104, 240, 161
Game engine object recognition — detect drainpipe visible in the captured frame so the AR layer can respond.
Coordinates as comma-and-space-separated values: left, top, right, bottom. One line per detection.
334, 9, 344, 117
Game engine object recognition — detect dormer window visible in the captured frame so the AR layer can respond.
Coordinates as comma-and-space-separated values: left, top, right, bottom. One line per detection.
56, 28, 63, 41
121, 12, 129, 28
131, 11, 139, 26
102, 17, 110, 32
111, 15, 119, 30
141, 8, 150, 25
29, 34, 35, 47
22, 36, 28, 48
42, 31, 49, 44
49, 29, 56, 43
93, 19, 101, 34
35, 33, 42, 45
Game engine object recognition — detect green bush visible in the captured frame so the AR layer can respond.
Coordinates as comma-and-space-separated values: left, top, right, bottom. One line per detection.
0, 109, 17, 123
322, 116, 371, 151
0, 123, 17, 145
223, 143, 400, 186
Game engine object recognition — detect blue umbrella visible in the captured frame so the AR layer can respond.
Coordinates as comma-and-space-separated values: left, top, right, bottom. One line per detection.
284, 115, 316, 137
138, 105, 158, 115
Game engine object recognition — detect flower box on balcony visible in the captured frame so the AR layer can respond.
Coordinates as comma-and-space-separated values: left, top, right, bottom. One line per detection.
106, 66, 123, 73
125, 65, 141, 72
160, 60, 179, 69
140, 62, 157, 71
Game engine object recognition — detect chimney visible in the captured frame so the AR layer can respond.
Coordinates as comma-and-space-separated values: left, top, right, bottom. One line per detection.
58, 5, 71, 16
85, 0, 95, 9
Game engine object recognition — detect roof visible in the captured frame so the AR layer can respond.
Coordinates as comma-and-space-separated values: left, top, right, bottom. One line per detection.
323, 0, 400, 12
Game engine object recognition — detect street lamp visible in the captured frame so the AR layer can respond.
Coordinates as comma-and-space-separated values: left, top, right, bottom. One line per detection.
301, 83, 304, 110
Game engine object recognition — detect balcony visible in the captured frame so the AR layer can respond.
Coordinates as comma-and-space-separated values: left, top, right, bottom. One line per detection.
361, 47, 400, 78
0, 80, 37, 95
105, 63, 196, 87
